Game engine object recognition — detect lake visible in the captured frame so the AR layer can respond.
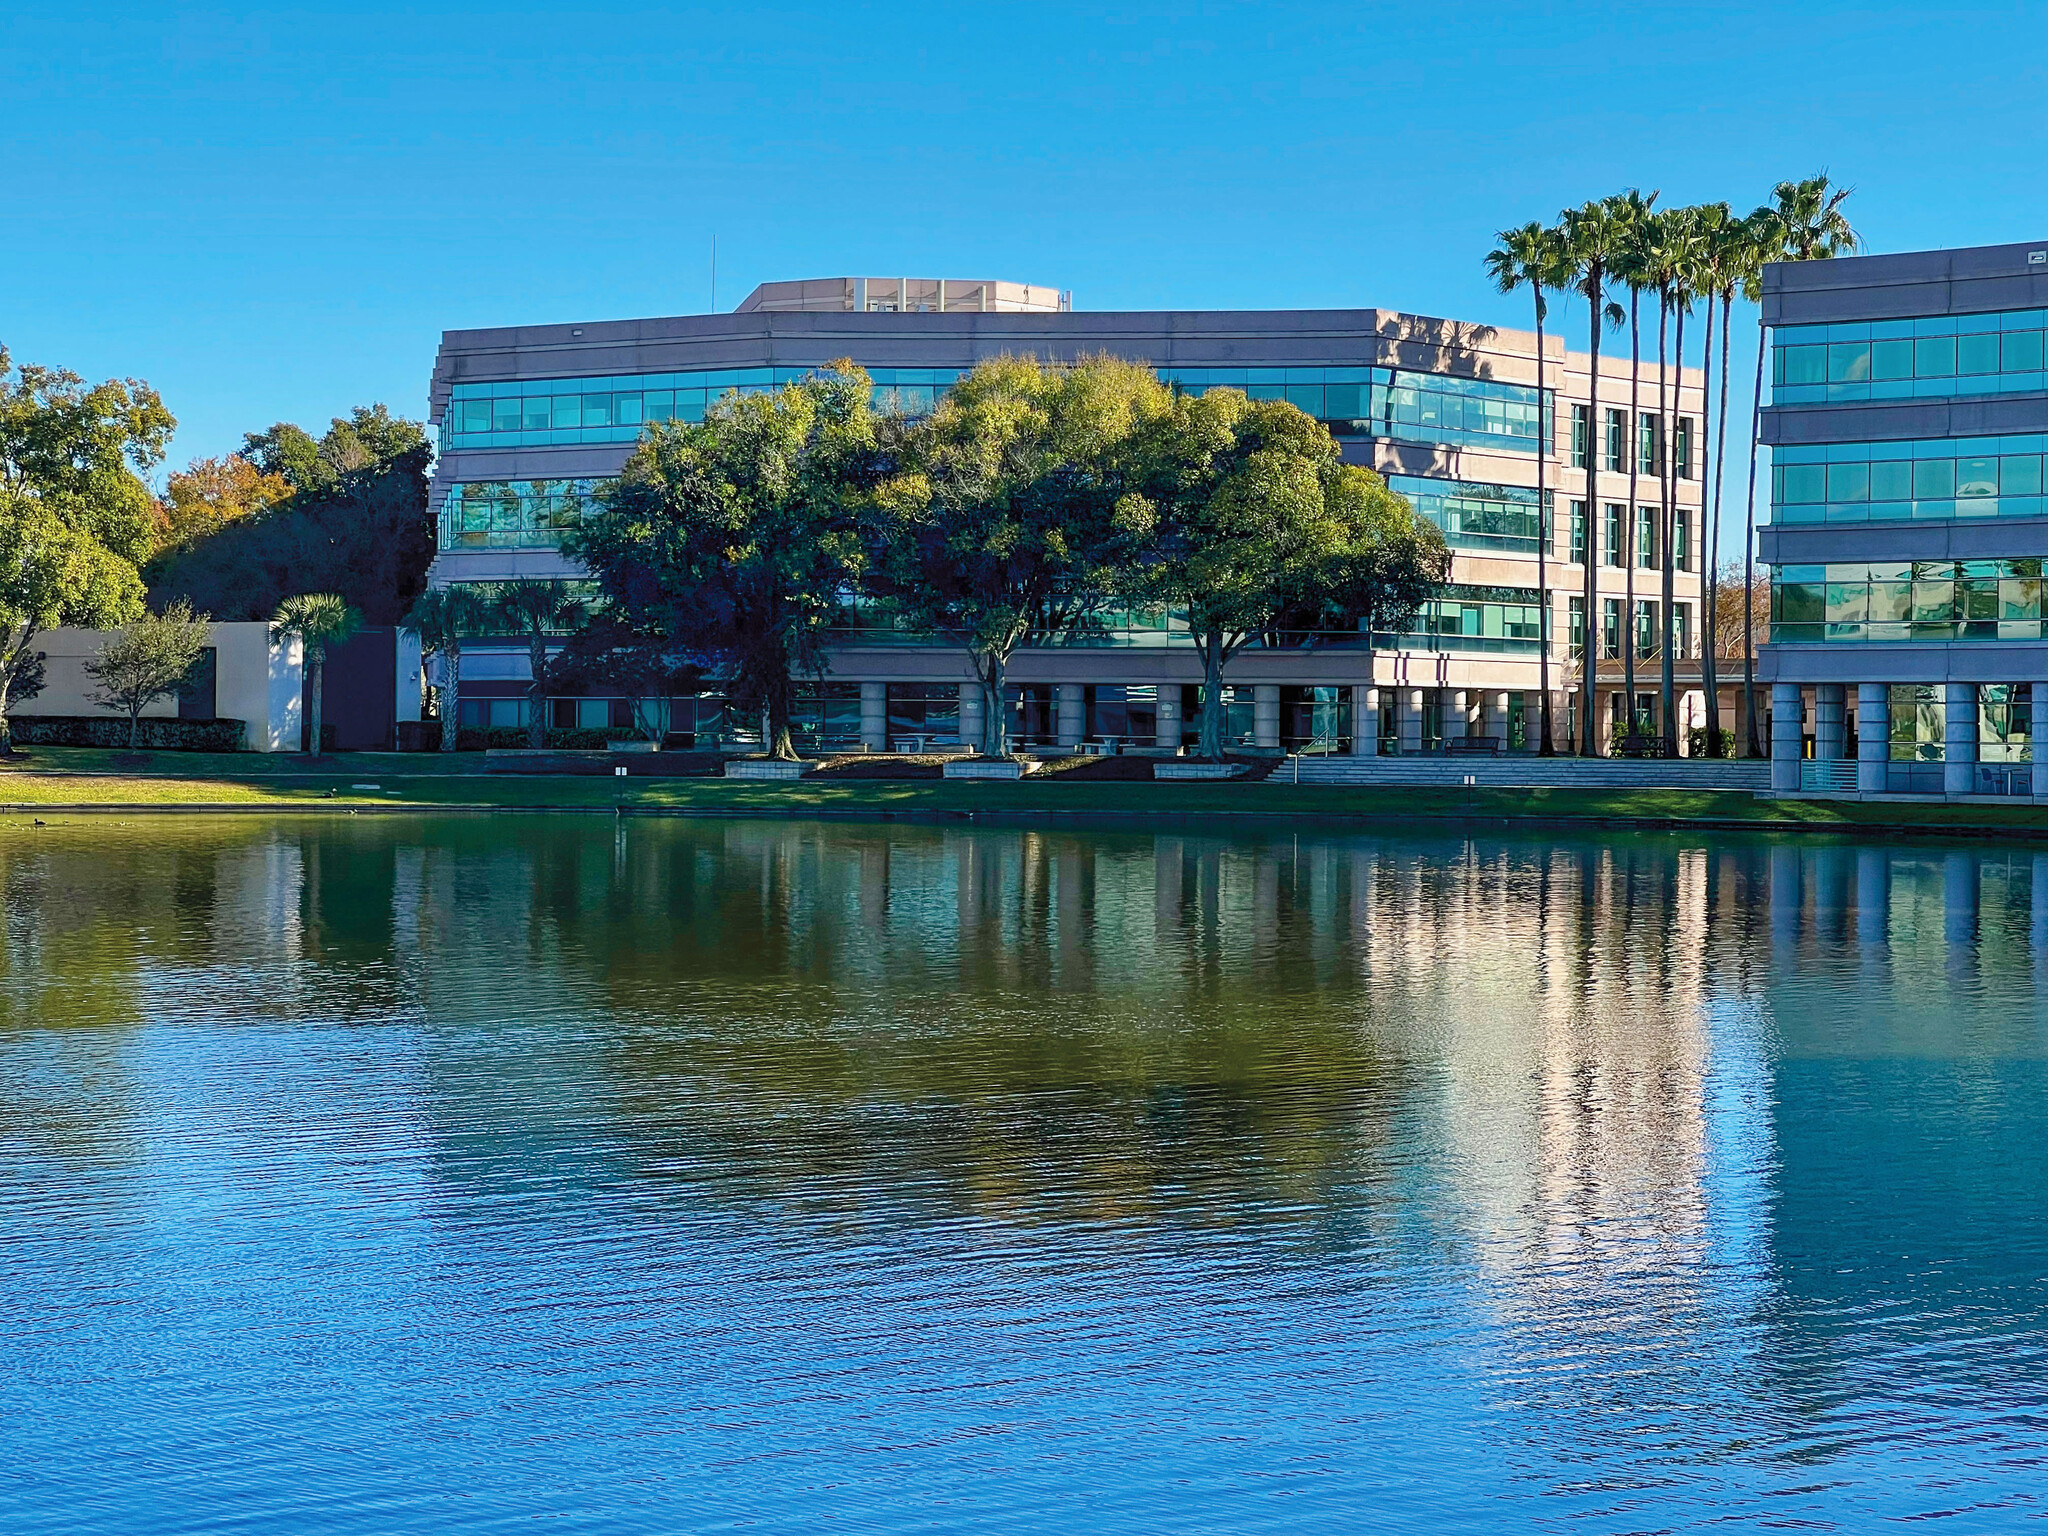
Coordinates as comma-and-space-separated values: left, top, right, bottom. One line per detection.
3, 814, 2047, 1533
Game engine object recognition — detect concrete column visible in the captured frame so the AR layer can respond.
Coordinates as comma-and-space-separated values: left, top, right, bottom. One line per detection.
1484, 691, 1510, 748
1155, 689, 1180, 751
1857, 684, 1889, 794
1444, 689, 1468, 746
1399, 688, 1423, 755
1253, 684, 1281, 750
860, 681, 888, 752
1770, 683, 1803, 793
2034, 682, 2048, 798
1352, 685, 1379, 756
1813, 683, 1846, 760
1943, 682, 1977, 796
1055, 684, 1085, 749
958, 682, 984, 751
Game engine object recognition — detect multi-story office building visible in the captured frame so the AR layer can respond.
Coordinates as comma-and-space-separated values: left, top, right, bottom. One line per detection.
425, 278, 1705, 753
1760, 239, 2048, 795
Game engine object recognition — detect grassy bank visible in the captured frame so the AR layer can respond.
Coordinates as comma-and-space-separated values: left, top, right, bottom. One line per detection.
2, 747, 2048, 838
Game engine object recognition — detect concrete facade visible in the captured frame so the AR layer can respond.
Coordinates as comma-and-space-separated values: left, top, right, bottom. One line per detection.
17, 621, 305, 752
1759, 237, 2048, 797
425, 288, 1708, 753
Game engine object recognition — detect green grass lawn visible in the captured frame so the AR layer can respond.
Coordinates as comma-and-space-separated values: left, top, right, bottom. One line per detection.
2, 747, 2048, 838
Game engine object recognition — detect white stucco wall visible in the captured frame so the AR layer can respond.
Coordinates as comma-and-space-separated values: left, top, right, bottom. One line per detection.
17, 622, 304, 752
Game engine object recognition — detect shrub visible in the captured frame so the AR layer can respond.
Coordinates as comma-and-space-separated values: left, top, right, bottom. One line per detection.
410, 721, 690, 753
12, 715, 248, 752
1687, 727, 1737, 759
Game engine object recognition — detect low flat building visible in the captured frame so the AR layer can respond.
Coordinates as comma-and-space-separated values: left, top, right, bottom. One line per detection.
425, 277, 1707, 753
1760, 238, 2048, 795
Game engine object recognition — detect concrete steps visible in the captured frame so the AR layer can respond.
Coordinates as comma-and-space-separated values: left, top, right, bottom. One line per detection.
1284, 756, 1771, 791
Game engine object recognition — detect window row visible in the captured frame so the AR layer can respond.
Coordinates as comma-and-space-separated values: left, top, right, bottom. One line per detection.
1772, 560, 2048, 642
1773, 311, 2048, 403
1569, 405, 1695, 478
440, 479, 598, 548
1771, 435, 2048, 524
1878, 684, 2032, 764
441, 364, 1554, 456
1563, 598, 1695, 659
1384, 476, 1548, 553
1566, 501, 1693, 570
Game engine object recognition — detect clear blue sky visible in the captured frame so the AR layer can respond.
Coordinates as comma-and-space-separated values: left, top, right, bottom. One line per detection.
6, 0, 2044, 554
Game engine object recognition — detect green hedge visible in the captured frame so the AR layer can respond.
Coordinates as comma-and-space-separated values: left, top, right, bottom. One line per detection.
12, 716, 248, 752
412, 721, 651, 752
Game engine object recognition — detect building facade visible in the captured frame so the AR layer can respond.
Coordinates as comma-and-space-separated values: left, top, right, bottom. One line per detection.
1760, 238, 2048, 795
425, 278, 1706, 753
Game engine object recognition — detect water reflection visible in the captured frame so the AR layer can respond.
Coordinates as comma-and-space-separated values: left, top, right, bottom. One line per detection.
2, 815, 2048, 1532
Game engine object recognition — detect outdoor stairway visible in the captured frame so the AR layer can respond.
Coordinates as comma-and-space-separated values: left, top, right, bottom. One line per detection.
1286, 755, 1771, 791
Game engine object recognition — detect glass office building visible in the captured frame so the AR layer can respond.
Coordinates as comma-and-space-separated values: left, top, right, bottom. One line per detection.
1760, 239, 2048, 796
426, 277, 1706, 752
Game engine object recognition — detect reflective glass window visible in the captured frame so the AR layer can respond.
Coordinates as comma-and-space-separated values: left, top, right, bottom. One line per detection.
1957, 332, 2002, 375
1915, 337, 1958, 377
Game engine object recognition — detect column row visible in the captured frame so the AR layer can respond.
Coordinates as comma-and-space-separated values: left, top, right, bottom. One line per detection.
1772, 681, 2048, 796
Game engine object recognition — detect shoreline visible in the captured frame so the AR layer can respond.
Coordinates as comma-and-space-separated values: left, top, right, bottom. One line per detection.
10, 787, 2048, 844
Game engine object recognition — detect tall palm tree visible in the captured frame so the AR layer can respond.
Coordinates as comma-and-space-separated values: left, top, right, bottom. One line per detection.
1739, 176, 1859, 754
1658, 207, 1705, 757
492, 579, 586, 749
272, 592, 361, 756
1559, 198, 1626, 755
1485, 220, 1572, 754
1609, 190, 1659, 745
402, 585, 489, 752
1692, 202, 1740, 755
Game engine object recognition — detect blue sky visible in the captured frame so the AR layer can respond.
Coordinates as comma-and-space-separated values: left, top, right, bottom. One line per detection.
5, 1, 2044, 554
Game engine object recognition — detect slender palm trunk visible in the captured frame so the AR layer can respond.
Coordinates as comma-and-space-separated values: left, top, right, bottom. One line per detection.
1535, 291, 1555, 754
1661, 296, 1684, 756
527, 631, 547, 749
440, 645, 461, 751
308, 653, 325, 755
1701, 292, 1725, 753
1623, 291, 1641, 744
1580, 273, 1605, 756
1742, 314, 1766, 757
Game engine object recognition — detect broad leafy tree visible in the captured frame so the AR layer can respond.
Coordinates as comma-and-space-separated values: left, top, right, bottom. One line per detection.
542, 612, 704, 745
1134, 390, 1448, 759
571, 363, 879, 760
402, 585, 490, 751
272, 593, 361, 755
84, 601, 213, 748
149, 405, 434, 624
869, 355, 1163, 757
491, 580, 587, 749
0, 347, 170, 751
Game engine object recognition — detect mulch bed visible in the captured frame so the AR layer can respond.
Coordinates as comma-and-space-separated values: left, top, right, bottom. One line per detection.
804, 754, 952, 780
1031, 755, 1156, 781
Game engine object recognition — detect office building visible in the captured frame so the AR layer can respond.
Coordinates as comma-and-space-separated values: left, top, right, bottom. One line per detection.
426, 278, 1706, 753
1760, 239, 2048, 794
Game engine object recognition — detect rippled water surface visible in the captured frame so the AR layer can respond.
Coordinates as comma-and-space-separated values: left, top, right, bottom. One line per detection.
5, 815, 2048, 1532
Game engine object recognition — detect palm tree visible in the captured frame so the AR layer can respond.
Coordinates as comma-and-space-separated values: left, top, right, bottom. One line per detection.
1485, 220, 1573, 754
402, 585, 489, 752
1559, 198, 1627, 755
1658, 207, 1705, 757
1739, 176, 1859, 755
272, 593, 361, 756
1609, 190, 1659, 746
1692, 202, 1740, 755
492, 579, 586, 749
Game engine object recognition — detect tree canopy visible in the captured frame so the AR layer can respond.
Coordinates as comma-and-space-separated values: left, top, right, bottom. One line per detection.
867, 354, 1165, 754
568, 361, 881, 759
147, 405, 434, 624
